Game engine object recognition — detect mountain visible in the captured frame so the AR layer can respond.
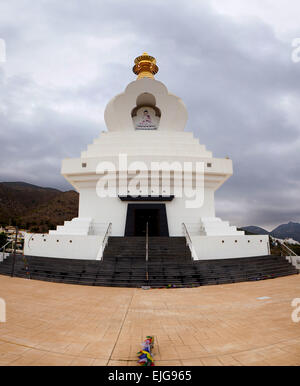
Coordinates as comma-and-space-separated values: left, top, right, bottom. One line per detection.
240, 226, 269, 235
270, 222, 300, 243
1, 181, 59, 191
0, 182, 79, 232
1, 181, 299, 240
241, 222, 300, 243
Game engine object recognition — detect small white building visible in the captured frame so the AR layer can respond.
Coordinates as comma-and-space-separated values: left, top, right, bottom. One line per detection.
25, 53, 269, 260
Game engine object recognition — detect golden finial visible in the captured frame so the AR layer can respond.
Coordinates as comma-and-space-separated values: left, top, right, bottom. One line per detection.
133, 52, 159, 79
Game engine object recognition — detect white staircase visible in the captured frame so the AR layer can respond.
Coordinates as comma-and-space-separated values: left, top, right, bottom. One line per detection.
49, 218, 108, 236
0, 252, 9, 263
186, 217, 244, 236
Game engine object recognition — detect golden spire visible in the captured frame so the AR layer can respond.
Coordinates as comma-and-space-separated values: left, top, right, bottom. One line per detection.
133, 52, 159, 79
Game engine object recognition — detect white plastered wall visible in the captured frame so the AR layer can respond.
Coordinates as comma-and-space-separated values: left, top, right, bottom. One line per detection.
24, 233, 104, 260
191, 235, 270, 260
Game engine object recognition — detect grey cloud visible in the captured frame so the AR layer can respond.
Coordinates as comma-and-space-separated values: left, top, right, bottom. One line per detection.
0, 0, 299, 229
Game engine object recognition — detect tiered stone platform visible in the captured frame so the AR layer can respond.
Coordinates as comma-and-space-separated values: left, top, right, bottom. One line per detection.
0, 237, 297, 288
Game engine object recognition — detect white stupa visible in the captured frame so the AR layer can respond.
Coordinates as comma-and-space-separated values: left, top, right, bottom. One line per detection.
25, 53, 269, 260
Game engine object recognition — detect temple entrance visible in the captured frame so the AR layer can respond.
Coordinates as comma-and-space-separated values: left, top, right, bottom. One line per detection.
125, 204, 169, 237
135, 209, 159, 236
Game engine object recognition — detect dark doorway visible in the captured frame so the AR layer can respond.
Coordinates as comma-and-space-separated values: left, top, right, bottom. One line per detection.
125, 204, 169, 237
135, 209, 159, 236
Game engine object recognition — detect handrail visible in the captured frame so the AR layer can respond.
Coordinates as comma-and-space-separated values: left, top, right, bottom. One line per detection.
145, 222, 149, 282
277, 241, 300, 271
11, 227, 19, 277
271, 236, 298, 257
146, 222, 149, 263
182, 223, 192, 247
0, 240, 13, 252
182, 223, 198, 260
96, 222, 112, 261
281, 242, 298, 257
27, 233, 35, 250
102, 222, 112, 253
0, 240, 14, 262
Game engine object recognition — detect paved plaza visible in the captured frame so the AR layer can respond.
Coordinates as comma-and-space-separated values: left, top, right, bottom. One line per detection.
0, 274, 299, 366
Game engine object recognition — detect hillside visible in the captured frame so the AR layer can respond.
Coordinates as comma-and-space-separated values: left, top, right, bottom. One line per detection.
270, 222, 300, 243
242, 222, 300, 243
0, 182, 79, 232
241, 226, 269, 235
1, 181, 299, 239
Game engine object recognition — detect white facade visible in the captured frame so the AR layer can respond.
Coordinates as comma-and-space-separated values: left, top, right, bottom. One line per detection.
24, 56, 269, 260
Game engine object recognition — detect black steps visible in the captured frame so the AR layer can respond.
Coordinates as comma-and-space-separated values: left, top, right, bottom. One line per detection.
0, 236, 298, 288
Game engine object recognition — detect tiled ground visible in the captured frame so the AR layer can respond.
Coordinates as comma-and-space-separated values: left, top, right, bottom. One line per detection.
0, 274, 299, 366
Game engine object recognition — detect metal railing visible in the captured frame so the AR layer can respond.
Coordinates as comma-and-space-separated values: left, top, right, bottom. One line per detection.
102, 222, 112, 253
146, 222, 149, 263
0, 240, 13, 261
281, 242, 298, 257
275, 240, 300, 271
145, 222, 149, 282
97, 223, 112, 260
182, 223, 198, 260
0, 227, 19, 276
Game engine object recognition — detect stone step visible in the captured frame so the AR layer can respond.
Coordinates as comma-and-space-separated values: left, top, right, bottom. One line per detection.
0, 250, 298, 288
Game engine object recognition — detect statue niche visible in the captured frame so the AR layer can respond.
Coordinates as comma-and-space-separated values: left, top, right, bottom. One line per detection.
131, 93, 161, 130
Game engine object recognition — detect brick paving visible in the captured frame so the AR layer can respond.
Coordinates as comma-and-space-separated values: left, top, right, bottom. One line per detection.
0, 274, 299, 366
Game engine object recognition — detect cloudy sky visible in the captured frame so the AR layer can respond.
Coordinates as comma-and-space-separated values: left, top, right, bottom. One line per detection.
0, 0, 299, 230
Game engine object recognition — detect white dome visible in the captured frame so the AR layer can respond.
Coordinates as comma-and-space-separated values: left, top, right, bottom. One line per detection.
104, 78, 188, 132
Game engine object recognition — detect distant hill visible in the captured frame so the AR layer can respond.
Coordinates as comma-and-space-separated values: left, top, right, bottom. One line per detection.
1, 181, 59, 191
270, 222, 300, 243
0, 181, 79, 233
1, 181, 299, 240
241, 226, 269, 235
241, 222, 300, 243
